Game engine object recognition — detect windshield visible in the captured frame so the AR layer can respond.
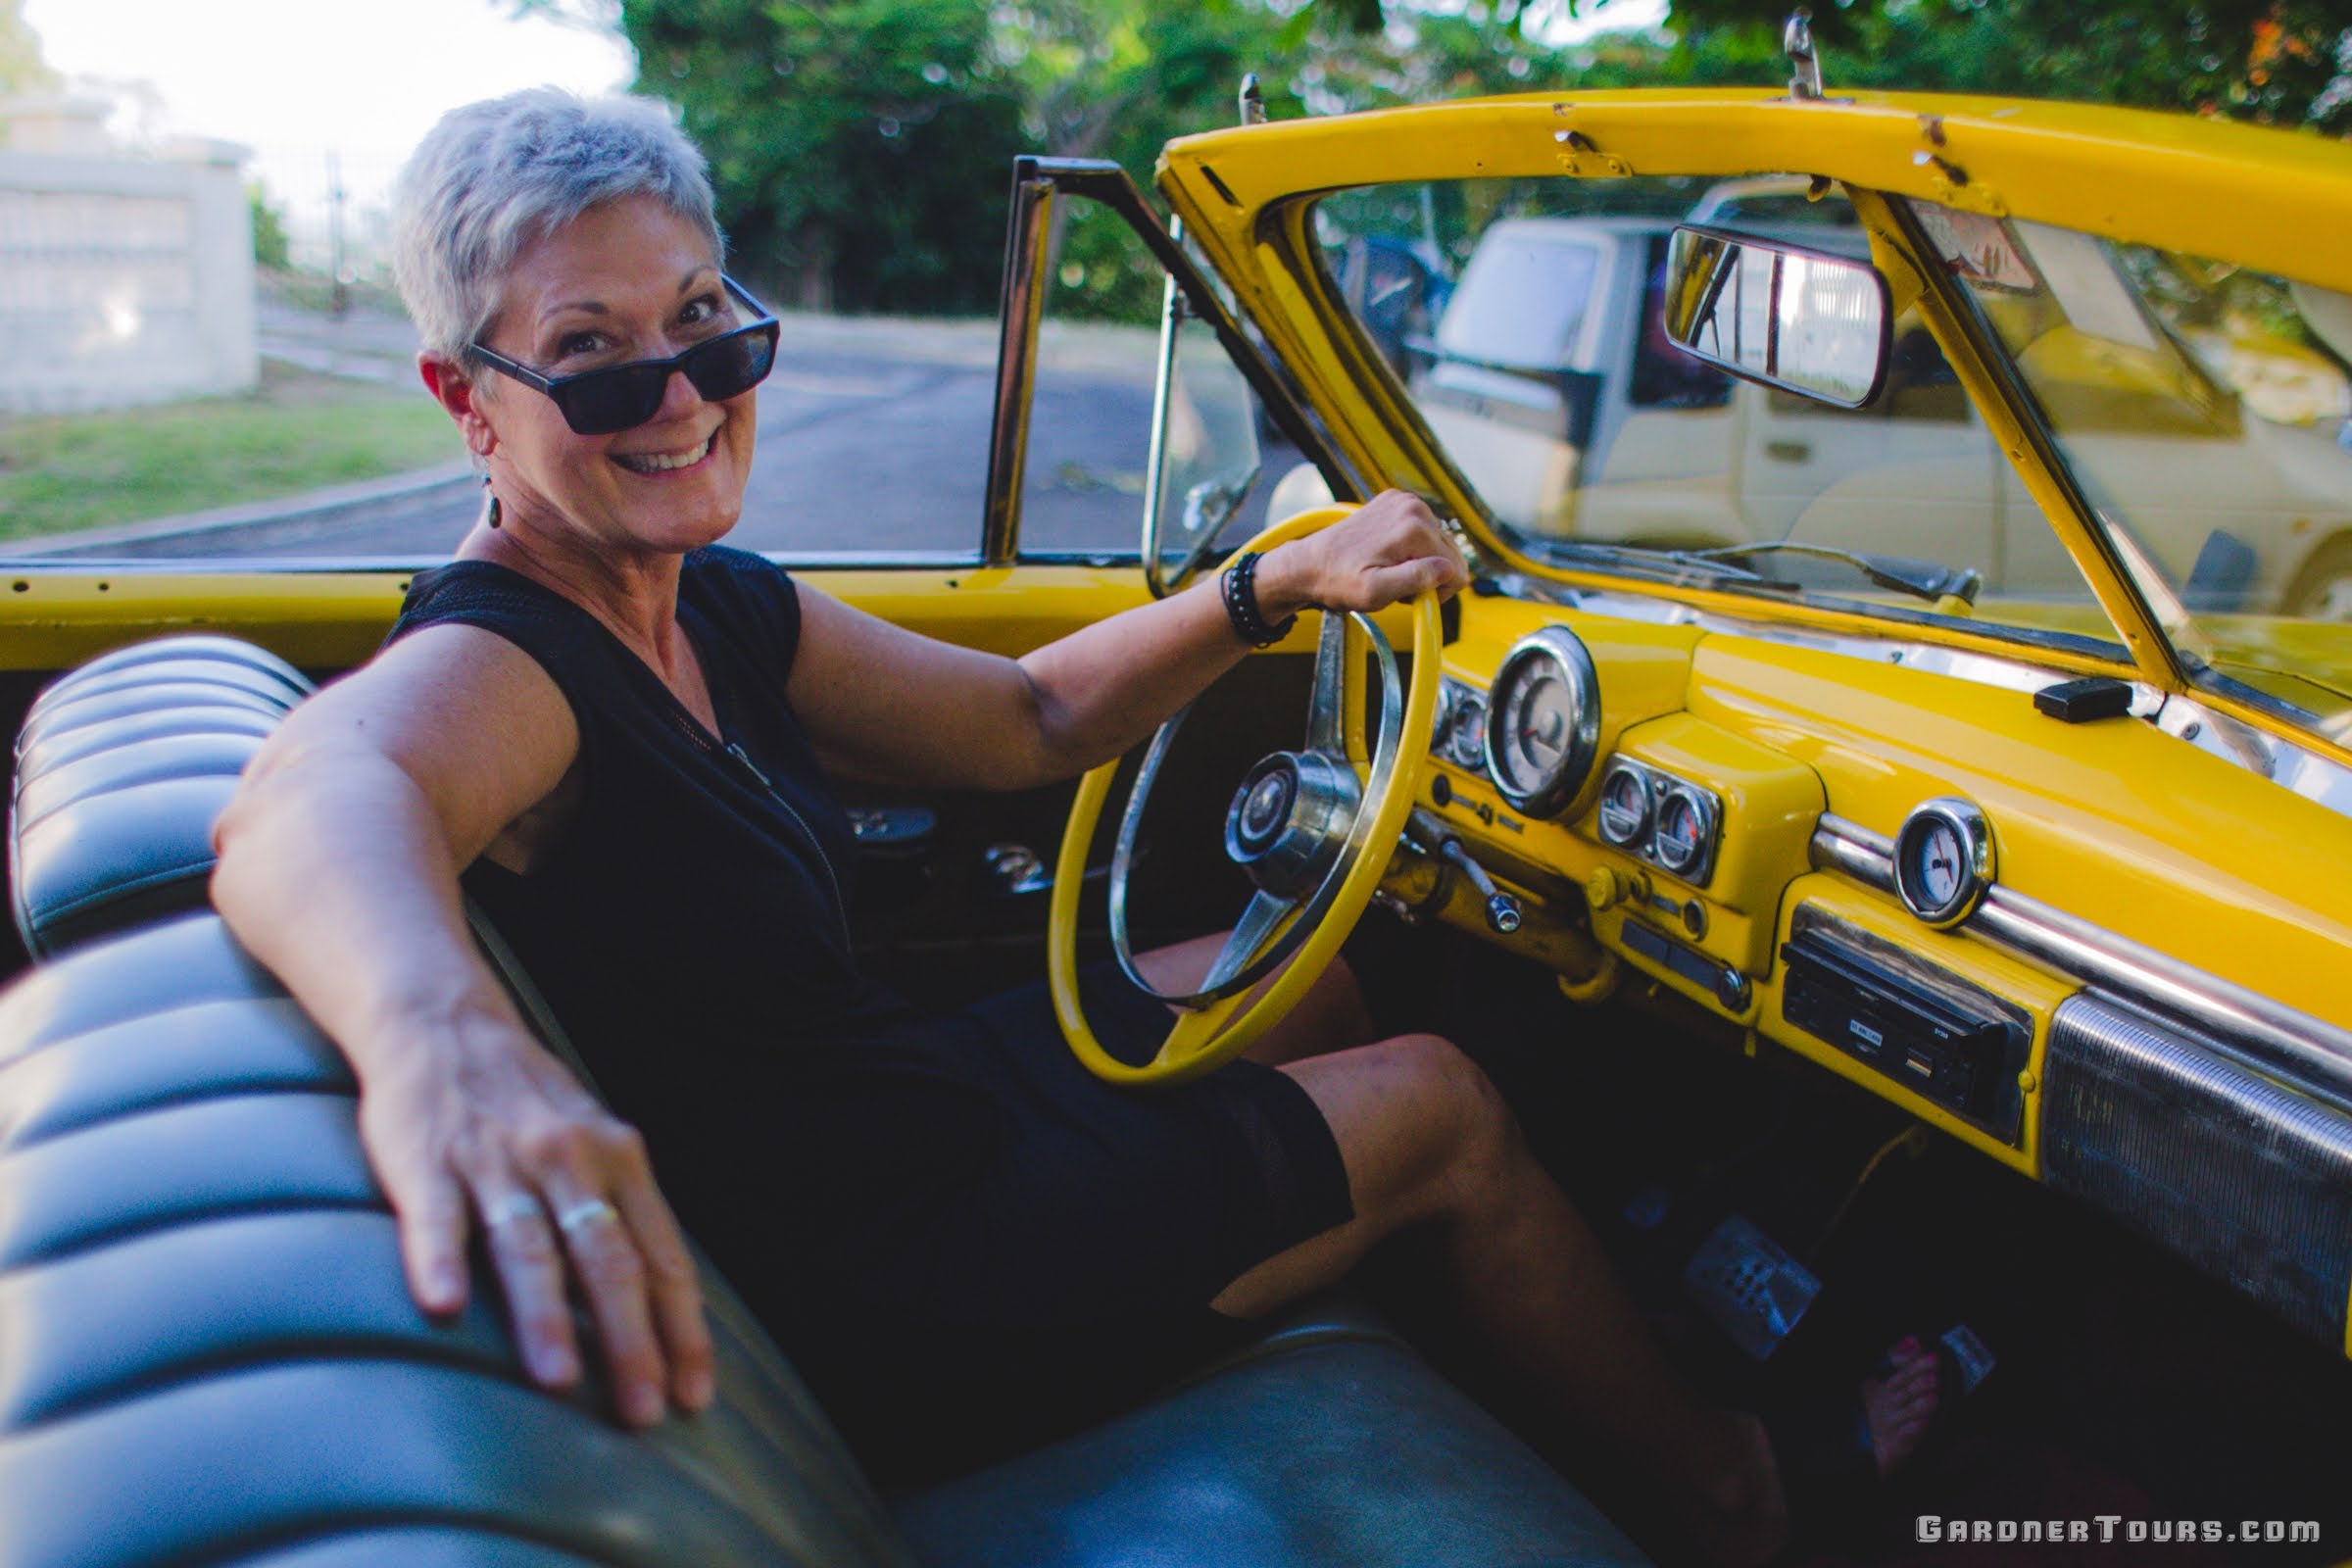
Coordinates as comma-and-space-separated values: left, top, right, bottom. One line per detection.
1914, 201, 2352, 743
1318, 176, 2130, 663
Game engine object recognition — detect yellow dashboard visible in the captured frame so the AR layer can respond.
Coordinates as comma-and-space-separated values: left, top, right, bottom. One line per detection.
1402, 591, 2352, 1188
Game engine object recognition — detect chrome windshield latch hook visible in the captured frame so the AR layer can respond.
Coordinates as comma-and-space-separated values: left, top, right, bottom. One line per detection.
1785, 9, 1825, 101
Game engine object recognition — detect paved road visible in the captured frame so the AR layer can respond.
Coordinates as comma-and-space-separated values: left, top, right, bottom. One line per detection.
47, 306, 1299, 563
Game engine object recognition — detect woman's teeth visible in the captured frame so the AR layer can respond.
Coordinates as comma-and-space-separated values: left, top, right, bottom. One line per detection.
615, 432, 715, 473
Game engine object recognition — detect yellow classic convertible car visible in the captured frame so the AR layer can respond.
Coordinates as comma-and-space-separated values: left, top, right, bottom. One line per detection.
4, 55, 2352, 1568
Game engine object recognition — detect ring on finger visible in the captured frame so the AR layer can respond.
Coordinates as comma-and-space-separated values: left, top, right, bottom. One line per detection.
554, 1197, 621, 1235
483, 1192, 543, 1230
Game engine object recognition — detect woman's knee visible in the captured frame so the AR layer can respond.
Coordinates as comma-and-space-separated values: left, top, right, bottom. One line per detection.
1309, 1032, 1523, 1222
1395, 1033, 1523, 1185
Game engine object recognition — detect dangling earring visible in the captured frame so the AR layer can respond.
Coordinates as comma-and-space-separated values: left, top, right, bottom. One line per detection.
482, 484, 503, 531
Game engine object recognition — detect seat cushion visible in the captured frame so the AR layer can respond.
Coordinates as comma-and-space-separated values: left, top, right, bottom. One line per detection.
891, 1299, 1649, 1568
0, 914, 916, 1568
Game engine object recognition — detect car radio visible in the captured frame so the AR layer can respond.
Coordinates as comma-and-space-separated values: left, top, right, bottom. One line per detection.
1780, 907, 2031, 1143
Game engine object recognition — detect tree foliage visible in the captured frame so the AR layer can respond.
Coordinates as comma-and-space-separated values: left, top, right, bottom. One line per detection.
519, 0, 2346, 318
248, 183, 292, 271
616, 0, 1021, 314
1310, 0, 2349, 132
1, 0, 58, 95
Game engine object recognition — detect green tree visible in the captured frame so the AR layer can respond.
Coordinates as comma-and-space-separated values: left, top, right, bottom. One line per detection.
248, 182, 292, 271
1309, 0, 2349, 134
1, 0, 59, 94
616, 0, 1024, 314
991, 0, 1308, 321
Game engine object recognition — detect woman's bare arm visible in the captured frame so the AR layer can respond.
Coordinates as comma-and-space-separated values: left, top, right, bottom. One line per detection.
210, 623, 713, 1426
790, 490, 1465, 791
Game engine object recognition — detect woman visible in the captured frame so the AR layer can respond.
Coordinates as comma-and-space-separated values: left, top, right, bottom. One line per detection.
211, 89, 1936, 1555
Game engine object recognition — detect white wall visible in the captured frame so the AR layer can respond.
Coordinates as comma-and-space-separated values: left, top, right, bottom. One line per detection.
0, 103, 258, 415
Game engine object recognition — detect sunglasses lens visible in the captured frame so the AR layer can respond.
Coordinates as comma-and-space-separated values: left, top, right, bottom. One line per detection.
683, 323, 778, 404
555, 364, 671, 435
542, 319, 778, 435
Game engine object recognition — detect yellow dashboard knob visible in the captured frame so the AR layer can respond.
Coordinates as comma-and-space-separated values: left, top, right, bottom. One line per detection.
1585, 865, 1648, 911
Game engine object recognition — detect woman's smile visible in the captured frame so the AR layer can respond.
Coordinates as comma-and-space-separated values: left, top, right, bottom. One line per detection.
612, 427, 720, 475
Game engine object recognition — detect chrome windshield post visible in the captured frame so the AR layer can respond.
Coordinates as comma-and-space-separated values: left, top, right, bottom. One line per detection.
982, 159, 1057, 567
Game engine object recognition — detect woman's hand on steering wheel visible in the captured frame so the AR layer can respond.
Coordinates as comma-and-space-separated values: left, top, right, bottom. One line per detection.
1248, 490, 1469, 621
364, 1002, 715, 1428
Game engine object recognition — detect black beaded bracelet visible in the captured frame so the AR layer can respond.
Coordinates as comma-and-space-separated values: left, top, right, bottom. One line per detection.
1220, 551, 1297, 647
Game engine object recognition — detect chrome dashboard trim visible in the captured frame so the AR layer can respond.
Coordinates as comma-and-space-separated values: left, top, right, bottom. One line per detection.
2146, 690, 2352, 822
1810, 815, 2352, 1103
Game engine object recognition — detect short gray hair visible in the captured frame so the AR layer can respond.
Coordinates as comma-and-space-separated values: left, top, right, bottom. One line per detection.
392, 88, 723, 362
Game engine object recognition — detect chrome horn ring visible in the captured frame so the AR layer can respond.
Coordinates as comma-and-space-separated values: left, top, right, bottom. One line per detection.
1108, 609, 1403, 1008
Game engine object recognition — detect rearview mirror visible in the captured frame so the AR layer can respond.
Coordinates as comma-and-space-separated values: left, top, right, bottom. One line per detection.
1662, 225, 1890, 409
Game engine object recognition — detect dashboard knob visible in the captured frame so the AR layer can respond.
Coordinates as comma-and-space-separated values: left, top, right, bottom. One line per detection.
1584, 865, 1649, 911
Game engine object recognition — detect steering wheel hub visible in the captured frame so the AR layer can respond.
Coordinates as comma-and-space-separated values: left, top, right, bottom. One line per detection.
1224, 751, 1361, 898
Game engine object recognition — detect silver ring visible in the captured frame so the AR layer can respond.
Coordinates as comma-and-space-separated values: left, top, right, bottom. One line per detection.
554, 1197, 620, 1235
482, 1193, 542, 1229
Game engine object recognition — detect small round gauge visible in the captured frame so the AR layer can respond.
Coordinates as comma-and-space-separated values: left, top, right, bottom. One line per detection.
1446, 689, 1489, 772
1652, 786, 1709, 877
1481, 628, 1601, 816
1429, 681, 1458, 755
1892, 798, 1994, 928
1594, 761, 1652, 847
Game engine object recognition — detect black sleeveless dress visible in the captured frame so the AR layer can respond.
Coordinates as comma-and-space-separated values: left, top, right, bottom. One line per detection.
388, 546, 1352, 1474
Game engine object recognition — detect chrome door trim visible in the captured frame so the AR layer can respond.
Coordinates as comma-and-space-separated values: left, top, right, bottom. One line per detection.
981, 162, 1058, 566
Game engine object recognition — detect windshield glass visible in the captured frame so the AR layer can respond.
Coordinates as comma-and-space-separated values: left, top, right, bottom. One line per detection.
1318, 176, 2130, 663
1913, 200, 2352, 743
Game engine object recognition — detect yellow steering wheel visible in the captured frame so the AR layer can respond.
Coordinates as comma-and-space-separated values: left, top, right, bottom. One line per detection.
1050, 506, 1443, 1086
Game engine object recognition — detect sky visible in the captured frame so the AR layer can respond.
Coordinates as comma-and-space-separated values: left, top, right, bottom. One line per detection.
21, 0, 637, 257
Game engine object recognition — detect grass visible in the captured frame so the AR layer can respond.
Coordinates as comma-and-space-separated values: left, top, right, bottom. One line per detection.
0, 362, 463, 542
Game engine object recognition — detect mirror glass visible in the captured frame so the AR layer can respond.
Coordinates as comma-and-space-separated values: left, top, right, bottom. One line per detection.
1663, 226, 1889, 409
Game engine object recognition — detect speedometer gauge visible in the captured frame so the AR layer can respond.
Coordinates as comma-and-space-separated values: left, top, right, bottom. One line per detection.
1480, 627, 1601, 817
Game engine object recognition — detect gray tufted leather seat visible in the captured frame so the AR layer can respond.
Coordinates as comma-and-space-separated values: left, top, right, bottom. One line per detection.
10, 635, 314, 958
0, 913, 914, 1568
0, 634, 1649, 1568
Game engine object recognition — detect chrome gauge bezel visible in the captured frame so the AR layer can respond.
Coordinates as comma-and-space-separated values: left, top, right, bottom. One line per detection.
1594, 760, 1653, 847
1446, 687, 1489, 771
1892, 797, 1995, 929
1481, 626, 1602, 817
1651, 783, 1718, 879
1587, 755, 1723, 887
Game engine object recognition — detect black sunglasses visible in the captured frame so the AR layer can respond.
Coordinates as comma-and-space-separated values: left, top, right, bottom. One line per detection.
467, 274, 780, 436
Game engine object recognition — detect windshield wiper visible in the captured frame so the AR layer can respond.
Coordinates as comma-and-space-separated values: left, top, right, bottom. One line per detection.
1534, 539, 1789, 591
1681, 542, 1984, 607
